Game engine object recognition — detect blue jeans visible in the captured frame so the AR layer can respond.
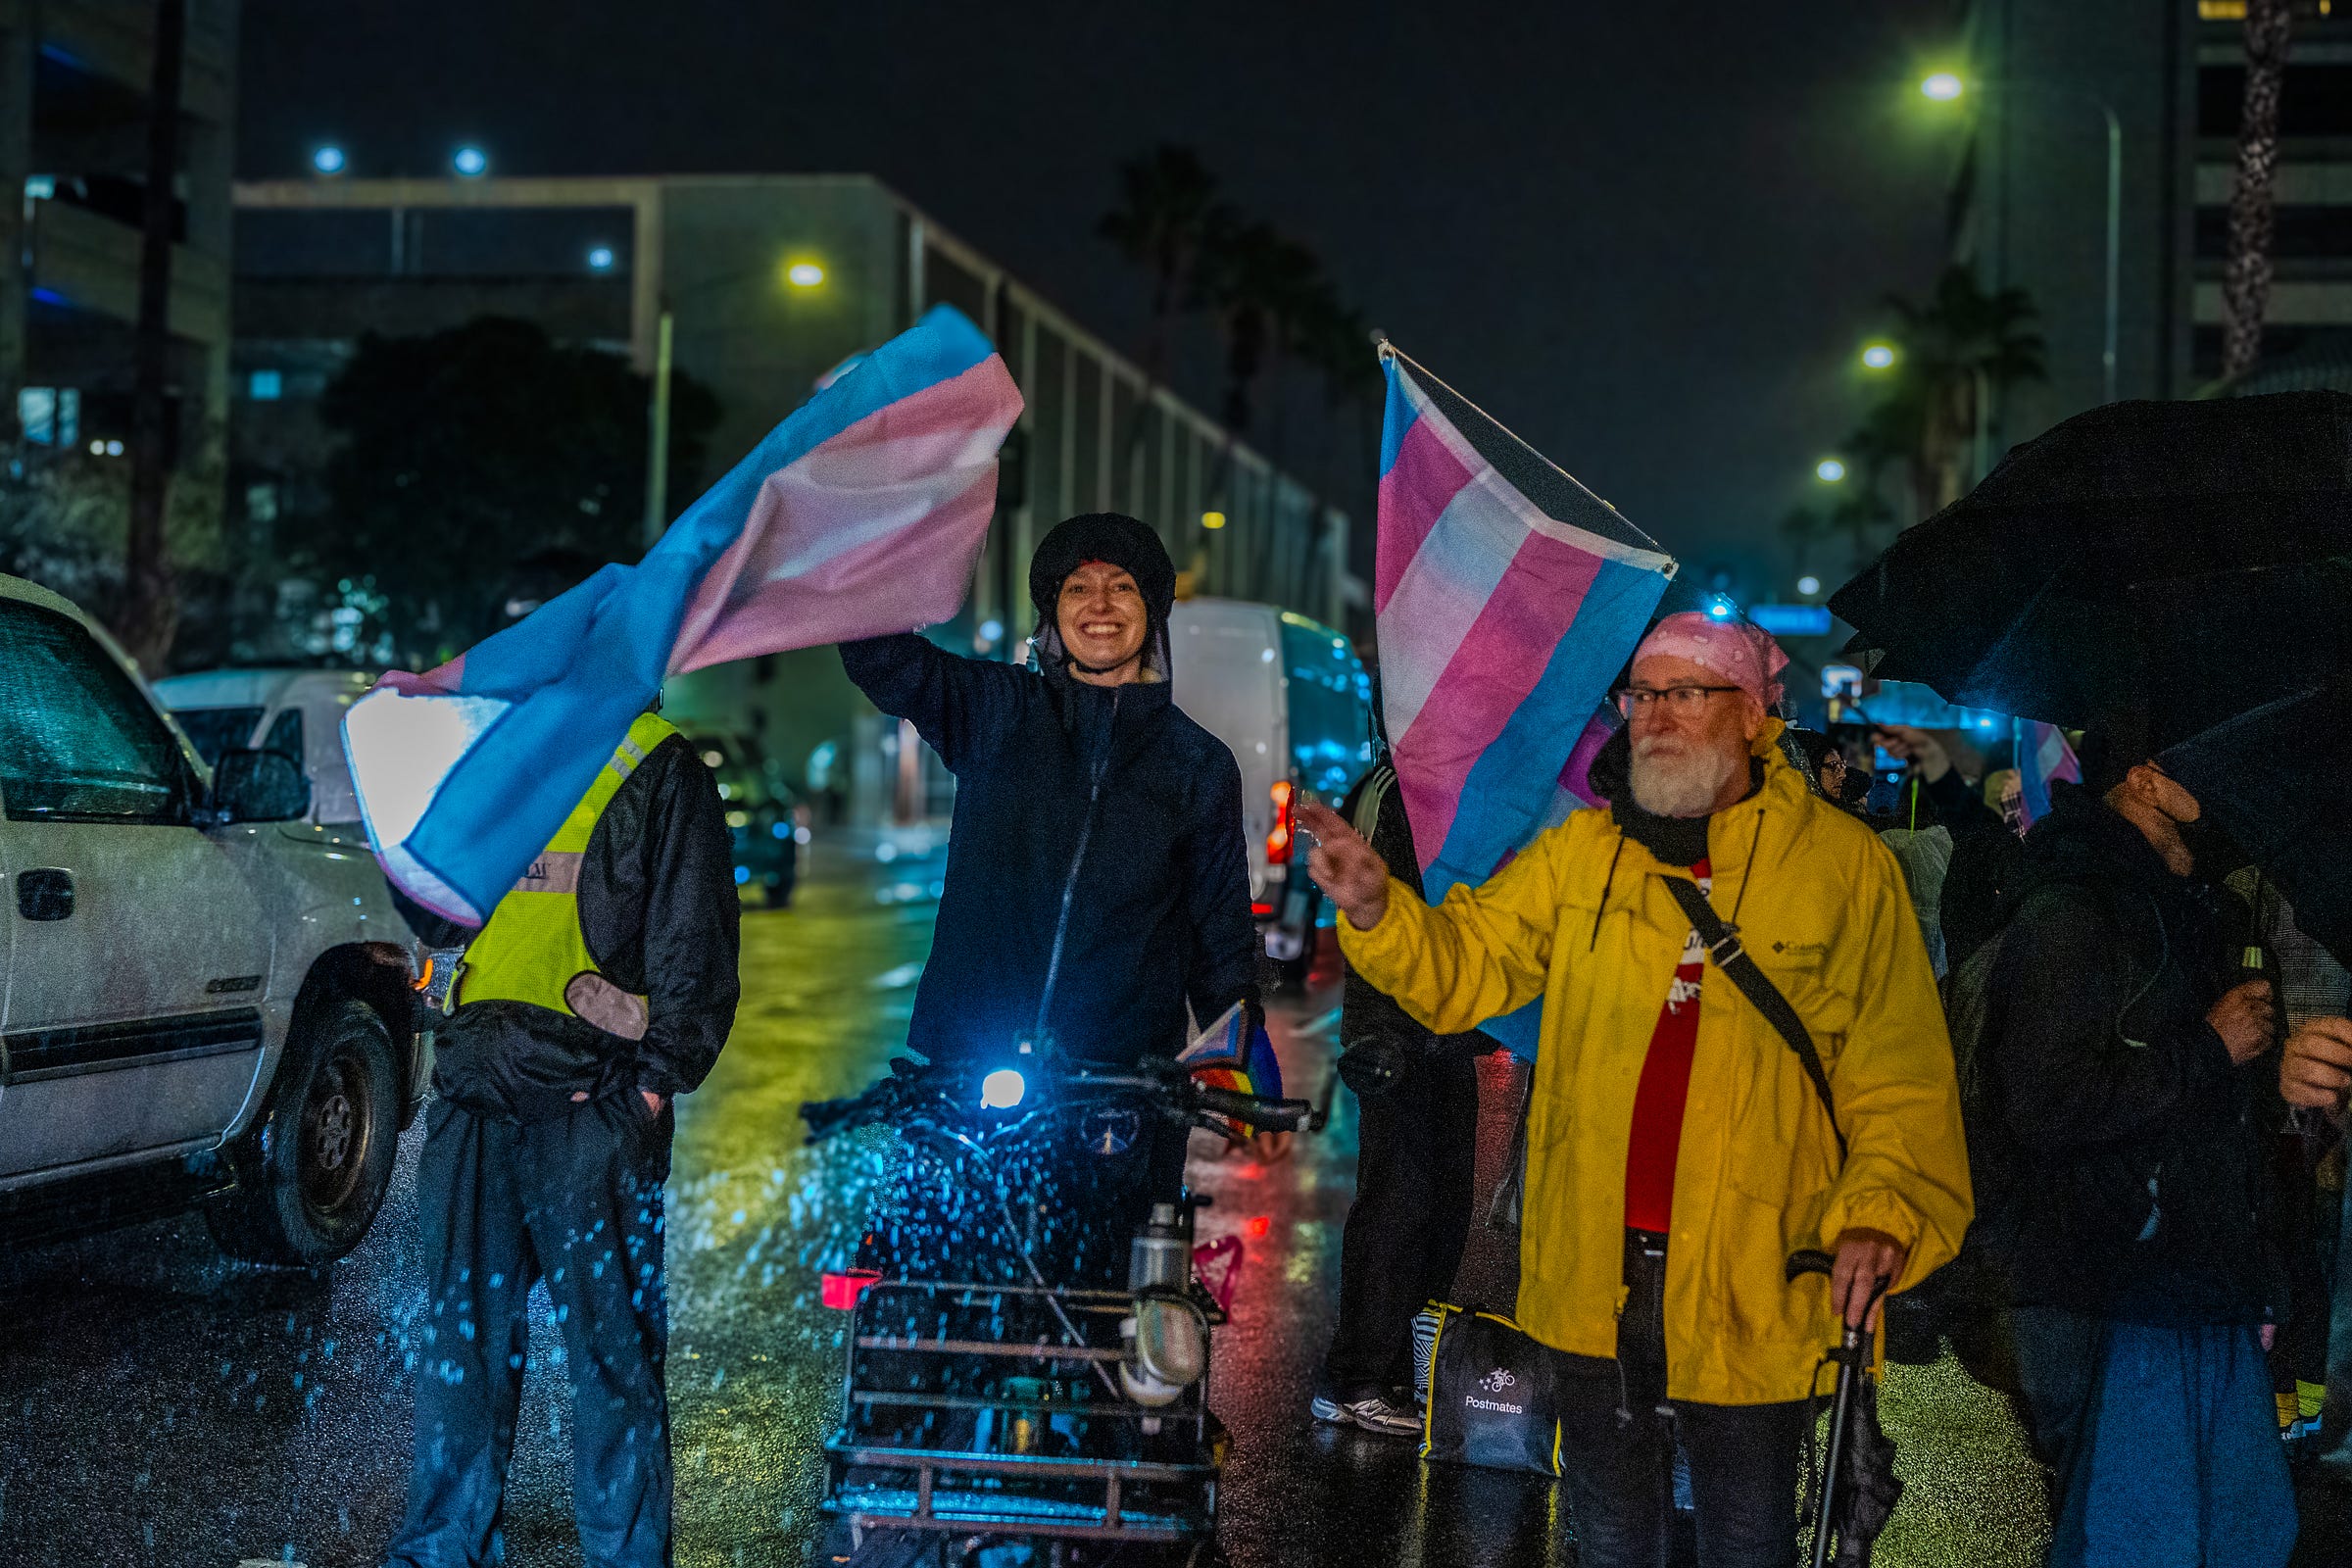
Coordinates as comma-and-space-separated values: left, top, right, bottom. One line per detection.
2008, 1306, 2296, 1568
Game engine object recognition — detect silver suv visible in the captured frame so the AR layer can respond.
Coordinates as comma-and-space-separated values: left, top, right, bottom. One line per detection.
0, 574, 425, 1265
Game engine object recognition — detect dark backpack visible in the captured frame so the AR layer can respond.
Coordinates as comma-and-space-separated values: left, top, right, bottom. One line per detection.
1938, 875, 2148, 1309
1937, 932, 2023, 1308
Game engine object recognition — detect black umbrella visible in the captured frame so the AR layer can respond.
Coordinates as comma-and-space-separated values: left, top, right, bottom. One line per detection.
1831, 392, 2352, 726
2130, 560, 2352, 751
2161, 683, 2352, 969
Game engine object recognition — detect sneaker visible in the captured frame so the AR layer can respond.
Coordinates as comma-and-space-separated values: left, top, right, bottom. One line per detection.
1311, 1388, 1423, 1438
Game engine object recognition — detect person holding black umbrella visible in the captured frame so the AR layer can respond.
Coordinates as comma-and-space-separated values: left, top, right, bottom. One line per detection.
1964, 729, 2293, 1567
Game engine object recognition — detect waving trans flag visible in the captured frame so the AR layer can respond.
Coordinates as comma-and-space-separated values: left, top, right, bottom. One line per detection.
345, 305, 1023, 926
2014, 718, 2081, 829
1376, 349, 1674, 1056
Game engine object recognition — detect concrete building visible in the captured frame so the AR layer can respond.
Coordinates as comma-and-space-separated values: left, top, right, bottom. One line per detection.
229, 172, 1359, 820
1, 0, 238, 465
1952, 0, 2352, 454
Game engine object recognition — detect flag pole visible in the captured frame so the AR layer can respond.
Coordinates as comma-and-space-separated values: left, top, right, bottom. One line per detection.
1372, 331, 1672, 561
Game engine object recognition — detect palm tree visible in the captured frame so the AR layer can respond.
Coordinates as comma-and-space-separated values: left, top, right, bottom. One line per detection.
1298, 298, 1384, 506
1099, 146, 1233, 468
2222, 0, 2295, 381
1199, 222, 1333, 451
1875, 266, 2046, 521
1828, 486, 1898, 573
1781, 504, 1830, 579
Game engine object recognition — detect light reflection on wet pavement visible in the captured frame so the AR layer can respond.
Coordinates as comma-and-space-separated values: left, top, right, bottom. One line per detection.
3, 837, 2347, 1565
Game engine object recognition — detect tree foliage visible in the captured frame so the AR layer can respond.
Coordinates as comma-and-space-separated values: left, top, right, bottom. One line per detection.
1856, 265, 2045, 527
0, 437, 225, 669
316, 317, 717, 665
1099, 145, 1233, 395
1098, 146, 1378, 496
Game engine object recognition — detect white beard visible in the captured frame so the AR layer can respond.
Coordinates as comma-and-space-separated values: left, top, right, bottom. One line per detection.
1630, 741, 1742, 818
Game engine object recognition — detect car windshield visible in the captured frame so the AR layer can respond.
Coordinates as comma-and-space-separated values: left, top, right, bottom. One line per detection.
171, 705, 266, 765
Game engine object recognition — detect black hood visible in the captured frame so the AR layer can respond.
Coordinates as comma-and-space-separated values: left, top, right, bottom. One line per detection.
2012, 781, 2191, 910
1028, 513, 1177, 681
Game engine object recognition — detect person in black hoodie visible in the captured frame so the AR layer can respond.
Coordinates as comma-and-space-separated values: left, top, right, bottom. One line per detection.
1972, 732, 2293, 1565
838, 512, 1258, 1285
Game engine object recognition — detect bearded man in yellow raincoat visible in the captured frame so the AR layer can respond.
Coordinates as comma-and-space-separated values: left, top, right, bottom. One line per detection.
1298, 612, 1971, 1568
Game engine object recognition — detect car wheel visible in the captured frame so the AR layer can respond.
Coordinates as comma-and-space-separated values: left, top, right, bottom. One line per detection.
207, 998, 400, 1267
762, 877, 793, 909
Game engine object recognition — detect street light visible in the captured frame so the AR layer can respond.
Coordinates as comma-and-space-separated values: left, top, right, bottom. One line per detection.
1861, 342, 1897, 370
1816, 458, 1848, 483
587, 245, 615, 271
311, 144, 346, 175
644, 251, 833, 545
452, 146, 489, 178
1797, 575, 1823, 597
1919, 72, 2119, 409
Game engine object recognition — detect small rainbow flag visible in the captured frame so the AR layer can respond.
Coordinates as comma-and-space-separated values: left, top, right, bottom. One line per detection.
1179, 1001, 1285, 1108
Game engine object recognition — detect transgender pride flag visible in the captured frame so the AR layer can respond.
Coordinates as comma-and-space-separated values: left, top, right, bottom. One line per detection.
1376, 351, 1673, 1055
344, 305, 1022, 926
2014, 718, 2081, 828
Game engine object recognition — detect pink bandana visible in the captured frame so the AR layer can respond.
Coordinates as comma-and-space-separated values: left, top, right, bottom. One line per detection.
1633, 612, 1789, 710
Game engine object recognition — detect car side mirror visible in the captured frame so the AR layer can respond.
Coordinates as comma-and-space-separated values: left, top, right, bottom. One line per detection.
210, 747, 311, 823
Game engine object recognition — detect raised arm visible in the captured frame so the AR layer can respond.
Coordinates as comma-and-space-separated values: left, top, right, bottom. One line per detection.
1301, 801, 1557, 1036
838, 632, 1031, 772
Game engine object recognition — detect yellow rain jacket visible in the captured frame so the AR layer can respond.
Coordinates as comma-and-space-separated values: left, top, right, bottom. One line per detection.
1339, 721, 1972, 1405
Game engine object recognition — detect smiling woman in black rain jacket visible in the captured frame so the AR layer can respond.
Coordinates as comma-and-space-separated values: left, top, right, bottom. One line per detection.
838, 512, 1259, 1071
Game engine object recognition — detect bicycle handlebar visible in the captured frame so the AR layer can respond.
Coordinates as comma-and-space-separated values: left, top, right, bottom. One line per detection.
1191, 1083, 1314, 1132
800, 1059, 1316, 1144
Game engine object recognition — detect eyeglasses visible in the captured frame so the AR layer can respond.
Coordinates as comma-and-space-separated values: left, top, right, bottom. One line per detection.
1613, 684, 1743, 716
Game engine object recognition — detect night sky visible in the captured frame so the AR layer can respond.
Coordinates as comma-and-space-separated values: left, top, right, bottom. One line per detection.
238, 1, 1961, 598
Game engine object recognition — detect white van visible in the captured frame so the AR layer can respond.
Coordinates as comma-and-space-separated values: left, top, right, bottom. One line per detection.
152, 667, 374, 827
1167, 598, 1374, 964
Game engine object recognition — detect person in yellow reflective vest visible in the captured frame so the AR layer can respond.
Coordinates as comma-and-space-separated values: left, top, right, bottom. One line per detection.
386, 704, 739, 1568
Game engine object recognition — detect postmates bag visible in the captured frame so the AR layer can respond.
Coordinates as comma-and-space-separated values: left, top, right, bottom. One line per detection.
1418, 1302, 1561, 1478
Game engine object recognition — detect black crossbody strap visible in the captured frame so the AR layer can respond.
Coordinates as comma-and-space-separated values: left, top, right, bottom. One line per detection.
1659, 875, 1847, 1164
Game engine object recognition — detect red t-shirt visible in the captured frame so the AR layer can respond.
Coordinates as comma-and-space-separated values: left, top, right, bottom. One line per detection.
1624, 859, 1709, 1233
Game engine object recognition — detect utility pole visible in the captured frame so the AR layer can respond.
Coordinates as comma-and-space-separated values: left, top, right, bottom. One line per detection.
2222, 0, 2294, 383
641, 306, 673, 549
122, 0, 185, 670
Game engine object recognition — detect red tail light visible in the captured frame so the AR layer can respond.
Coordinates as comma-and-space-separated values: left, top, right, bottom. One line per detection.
1266, 779, 1296, 865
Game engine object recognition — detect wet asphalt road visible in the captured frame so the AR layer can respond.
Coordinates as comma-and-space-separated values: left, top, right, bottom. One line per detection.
4, 834, 2350, 1566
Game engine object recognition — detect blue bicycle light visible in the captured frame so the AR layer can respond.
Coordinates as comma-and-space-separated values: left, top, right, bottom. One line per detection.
979, 1068, 1027, 1110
